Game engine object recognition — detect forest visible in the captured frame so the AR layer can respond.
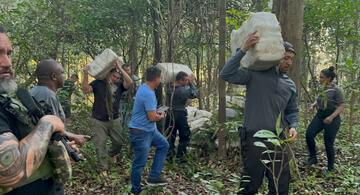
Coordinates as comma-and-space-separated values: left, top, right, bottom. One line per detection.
0, 0, 359, 194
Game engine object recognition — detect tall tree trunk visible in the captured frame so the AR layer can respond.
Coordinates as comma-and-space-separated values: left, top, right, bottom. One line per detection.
348, 14, 359, 142
128, 11, 139, 99
217, 0, 227, 160
195, 49, 203, 109
152, 0, 162, 64
129, 11, 138, 74
153, 0, 166, 131
167, 0, 175, 62
166, 0, 184, 62
206, 47, 213, 111
273, 0, 305, 93
334, 21, 341, 85
194, 19, 203, 110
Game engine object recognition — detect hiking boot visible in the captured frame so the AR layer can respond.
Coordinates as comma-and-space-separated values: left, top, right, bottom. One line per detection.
130, 189, 141, 195
175, 157, 187, 164
304, 157, 318, 166
108, 148, 121, 157
323, 167, 336, 176
166, 150, 176, 162
146, 176, 168, 186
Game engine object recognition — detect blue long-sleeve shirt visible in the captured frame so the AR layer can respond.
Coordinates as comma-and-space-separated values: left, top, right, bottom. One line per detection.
220, 50, 299, 131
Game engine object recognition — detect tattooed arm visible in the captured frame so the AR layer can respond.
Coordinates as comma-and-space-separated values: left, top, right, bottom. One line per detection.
0, 115, 64, 188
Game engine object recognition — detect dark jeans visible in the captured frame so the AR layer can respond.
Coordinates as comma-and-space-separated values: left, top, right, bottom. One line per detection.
306, 113, 341, 169
165, 110, 191, 158
6, 178, 63, 195
239, 128, 290, 195
129, 129, 169, 193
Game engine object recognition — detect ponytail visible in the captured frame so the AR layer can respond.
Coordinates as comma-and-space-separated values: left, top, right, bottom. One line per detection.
321, 66, 336, 82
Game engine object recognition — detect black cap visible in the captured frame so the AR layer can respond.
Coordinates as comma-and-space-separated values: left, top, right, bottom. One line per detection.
284, 41, 296, 55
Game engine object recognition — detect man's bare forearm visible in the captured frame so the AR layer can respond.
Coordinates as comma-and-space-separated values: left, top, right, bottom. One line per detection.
81, 71, 92, 94
0, 120, 54, 188
120, 69, 133, 89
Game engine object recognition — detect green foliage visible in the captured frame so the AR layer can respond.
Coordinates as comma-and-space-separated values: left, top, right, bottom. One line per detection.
226, 8, 249, 30
1, 0, 359, 194
253, 130, 278, 139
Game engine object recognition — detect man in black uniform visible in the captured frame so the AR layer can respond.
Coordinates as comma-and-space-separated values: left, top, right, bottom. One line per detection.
220, 32, 299, 195
165, 71, 199, 162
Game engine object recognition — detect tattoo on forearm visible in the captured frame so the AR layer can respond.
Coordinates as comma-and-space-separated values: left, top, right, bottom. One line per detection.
0, 120, 53, 187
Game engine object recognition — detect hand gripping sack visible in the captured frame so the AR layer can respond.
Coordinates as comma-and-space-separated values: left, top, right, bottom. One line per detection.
88, 49, 124, 80
230, 12, 285, 70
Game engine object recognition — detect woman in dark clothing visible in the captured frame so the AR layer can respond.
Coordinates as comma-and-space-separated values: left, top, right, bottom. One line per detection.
305, 66, 345, 173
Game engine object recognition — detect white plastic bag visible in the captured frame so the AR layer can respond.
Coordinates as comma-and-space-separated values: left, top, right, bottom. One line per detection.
88, 49, 124, 80
156, 63, 193, 83
230, 12, 285, 70
189, 118, 210, 131
186, 106, 213, 123
186, 106, 212, 131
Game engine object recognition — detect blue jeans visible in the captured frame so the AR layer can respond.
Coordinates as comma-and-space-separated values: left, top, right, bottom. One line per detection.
129, 129, 169, 193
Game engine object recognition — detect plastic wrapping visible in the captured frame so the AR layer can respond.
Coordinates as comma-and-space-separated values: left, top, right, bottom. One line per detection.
230, 12, 285, 70
156, 63, 193, 83
88, 49, 124, 80
186, 106, 212, 131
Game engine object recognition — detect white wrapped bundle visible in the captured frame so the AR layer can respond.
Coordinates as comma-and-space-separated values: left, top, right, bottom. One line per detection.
156, 63, 193, 83
230, 12, 285, 70
88, 49, 124, 80
186, 106, 213, 131
189, 118, 210, 131
226, 95, 245, 108
186, 106, 213, 123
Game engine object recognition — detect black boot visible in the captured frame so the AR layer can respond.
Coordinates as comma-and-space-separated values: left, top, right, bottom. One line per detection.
166, 149, 175, 162
327, 163, 335, 172
304, 157, 318, 166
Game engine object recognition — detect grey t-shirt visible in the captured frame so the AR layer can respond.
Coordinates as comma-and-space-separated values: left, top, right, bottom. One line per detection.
220, 50, 299, 131
316, 83, 344, 111
30, 85, 66, 122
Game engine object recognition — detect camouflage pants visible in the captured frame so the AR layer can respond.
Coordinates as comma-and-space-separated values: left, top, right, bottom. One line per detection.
91, 117, 127, 171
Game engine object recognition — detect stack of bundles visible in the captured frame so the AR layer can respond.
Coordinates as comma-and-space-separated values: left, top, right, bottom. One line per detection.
225, 95, 245, 119
230, 12, 285, 70
88, 49, 124, 80
186, 106, 212, 131
155, 63, 193, 83
226, 95, 245, 108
